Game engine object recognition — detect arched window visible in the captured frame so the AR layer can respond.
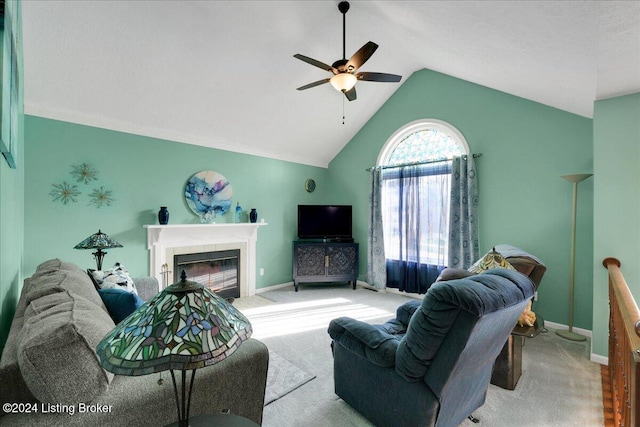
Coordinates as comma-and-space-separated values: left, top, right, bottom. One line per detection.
378, 119, 469, 293
378, 119, 469, 166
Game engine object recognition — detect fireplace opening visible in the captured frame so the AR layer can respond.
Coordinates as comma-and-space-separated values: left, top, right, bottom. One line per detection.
174, 249, 240, 300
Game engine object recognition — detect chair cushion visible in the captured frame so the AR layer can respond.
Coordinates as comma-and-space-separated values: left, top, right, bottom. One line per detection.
98, 288, 145, 324
395, 269, 534, 381
17, 291, 116, 405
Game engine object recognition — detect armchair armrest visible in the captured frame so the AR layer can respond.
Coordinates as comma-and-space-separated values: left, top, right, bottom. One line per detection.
328, 317, 401, 367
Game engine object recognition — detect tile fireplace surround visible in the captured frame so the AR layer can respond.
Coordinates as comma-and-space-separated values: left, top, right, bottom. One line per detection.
144, 223, 267, 297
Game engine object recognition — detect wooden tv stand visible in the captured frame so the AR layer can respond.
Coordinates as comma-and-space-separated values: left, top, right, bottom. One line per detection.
292, 241, 359, 292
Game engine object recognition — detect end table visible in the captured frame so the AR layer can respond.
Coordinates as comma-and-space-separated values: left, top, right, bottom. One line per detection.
491, 315, 545, 390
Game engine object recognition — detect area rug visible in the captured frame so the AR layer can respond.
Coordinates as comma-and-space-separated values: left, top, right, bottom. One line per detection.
264, 351, 316, 406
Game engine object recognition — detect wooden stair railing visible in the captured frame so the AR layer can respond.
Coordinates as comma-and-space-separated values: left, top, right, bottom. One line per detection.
603, 257, 640, 427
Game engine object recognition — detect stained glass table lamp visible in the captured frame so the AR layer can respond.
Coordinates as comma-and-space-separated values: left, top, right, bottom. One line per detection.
73, 229, 123, 270
96, 271, 253, 427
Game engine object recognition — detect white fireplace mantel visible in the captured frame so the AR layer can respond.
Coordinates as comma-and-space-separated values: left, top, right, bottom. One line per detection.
144, 223, 267, 296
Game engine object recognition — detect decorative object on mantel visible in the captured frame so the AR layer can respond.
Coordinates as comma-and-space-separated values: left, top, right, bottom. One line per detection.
96, 270, 253, 427
71, 162, 98, 184
556, 173, 592, 342
235, 202, 244, 223
249, 208, 258, 223
158, 206, 170, 225
50, 181, 81, 204
88, 186, 115, 208
74, 229, 123, 270
185, 170, 233, 223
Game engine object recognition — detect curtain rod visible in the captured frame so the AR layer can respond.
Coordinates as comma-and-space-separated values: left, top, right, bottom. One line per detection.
365, 153, 482, 171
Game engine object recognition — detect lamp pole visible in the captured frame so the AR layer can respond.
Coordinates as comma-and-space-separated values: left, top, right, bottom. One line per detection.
556, 173, 592, 342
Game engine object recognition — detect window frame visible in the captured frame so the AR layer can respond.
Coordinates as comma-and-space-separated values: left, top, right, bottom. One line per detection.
377, 119, 470, 266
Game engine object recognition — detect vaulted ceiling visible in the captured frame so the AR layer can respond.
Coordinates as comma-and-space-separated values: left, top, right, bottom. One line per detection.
21, 1, 640, 168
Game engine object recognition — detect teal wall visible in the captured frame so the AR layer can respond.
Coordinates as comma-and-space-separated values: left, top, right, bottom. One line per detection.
593, 92, 640, 357
0, 0, 24, 355
329, 69, 594, 331
24, 116, 330, 288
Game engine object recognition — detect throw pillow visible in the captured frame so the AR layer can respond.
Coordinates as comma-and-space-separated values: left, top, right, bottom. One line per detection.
86, 268, 101, 290
468, 247, 516, 274
98, 288, 145, 324
90, 262, 138, 294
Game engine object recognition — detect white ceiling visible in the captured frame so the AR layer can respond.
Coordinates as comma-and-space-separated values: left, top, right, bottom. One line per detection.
21, 1, 640, 168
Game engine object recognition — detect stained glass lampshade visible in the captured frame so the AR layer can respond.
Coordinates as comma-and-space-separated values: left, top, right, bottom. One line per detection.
73, 229, 123, 270
468, 247, 515, 273
96, 271, 252, 427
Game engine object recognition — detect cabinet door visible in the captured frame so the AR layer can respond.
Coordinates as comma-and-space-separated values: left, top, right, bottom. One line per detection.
295, 245, 326, 276
327, 245, 357, 276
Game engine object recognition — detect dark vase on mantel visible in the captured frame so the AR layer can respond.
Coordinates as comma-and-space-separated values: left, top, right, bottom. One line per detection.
249, 208, 258, 223
158, 207, 169, 225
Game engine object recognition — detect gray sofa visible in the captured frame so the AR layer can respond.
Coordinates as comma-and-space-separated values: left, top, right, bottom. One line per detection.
328, 269, 534, 427
0, 259, 268, 426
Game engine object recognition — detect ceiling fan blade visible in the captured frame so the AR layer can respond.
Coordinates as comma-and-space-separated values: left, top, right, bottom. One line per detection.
296, 78, 331, 91
345, 41, 378, 72
357, 72, 402, 83
344, 86, 357, 101
294, 54, 337, 73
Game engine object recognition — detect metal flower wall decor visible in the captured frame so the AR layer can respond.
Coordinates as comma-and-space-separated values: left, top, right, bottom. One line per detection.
50, 163, 115, 208
71, 162, 98, 184
50, 181, 81, 205
88, 186, 115, 208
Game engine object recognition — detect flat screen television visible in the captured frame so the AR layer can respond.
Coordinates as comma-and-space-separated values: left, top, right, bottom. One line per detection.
297, 205, 352, 241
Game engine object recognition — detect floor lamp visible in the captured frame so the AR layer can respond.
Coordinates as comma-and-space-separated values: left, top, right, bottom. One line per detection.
556, 173, 592, 342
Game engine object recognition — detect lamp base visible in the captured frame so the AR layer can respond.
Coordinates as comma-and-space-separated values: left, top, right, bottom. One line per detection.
165, 413, 259, 427
556, 329, 586, 342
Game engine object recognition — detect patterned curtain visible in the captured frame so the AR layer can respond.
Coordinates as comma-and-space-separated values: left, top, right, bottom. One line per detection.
448, 155, 479, 268
366, 168, 386, 290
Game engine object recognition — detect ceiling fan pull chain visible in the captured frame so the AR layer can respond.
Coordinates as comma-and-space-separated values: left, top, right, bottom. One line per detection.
342, 96, 346, 125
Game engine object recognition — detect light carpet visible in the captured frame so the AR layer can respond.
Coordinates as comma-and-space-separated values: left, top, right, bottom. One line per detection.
235, 284, 604, 427
265, 351, 316, 406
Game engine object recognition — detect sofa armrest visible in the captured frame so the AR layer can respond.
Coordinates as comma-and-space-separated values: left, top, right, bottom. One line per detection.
132, 277, 159, 301
328, 317, 400, 368
0, 338, 269, 426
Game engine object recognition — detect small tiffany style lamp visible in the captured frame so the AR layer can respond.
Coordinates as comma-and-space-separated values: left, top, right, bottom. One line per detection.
74, 229, 123, 270
96, 271, 252, 427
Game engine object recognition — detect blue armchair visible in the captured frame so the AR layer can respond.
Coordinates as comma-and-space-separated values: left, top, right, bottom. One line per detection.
328, 269, 534, 427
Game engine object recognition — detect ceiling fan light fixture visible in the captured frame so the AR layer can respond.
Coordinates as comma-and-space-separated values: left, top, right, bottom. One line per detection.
330, 73, 357, 93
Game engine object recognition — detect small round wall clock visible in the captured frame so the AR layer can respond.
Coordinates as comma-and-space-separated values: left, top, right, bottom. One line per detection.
304, 179, 316, 193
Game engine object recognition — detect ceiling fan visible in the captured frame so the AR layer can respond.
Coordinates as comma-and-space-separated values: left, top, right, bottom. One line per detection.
294, 1, 402, 101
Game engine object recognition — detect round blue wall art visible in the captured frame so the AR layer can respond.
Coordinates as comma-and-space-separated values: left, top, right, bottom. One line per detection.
184, 171, 233, 222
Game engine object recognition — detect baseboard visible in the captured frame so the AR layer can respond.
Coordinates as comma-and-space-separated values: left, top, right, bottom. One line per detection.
591, 353, 608, 365
255, 281, 293, 293
543, 320, 592, 339
543, 320, 608, 365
